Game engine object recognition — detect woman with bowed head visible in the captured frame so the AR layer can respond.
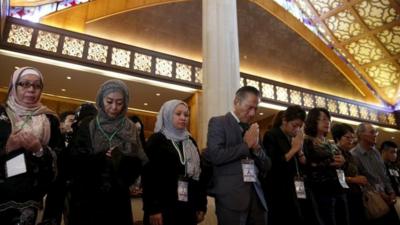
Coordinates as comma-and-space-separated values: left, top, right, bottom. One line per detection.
142, 99, 207, 225
0, 67, 62, 225
68, 79, 147, 225
303, 108, 349, 225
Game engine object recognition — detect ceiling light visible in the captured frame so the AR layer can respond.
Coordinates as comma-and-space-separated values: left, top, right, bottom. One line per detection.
66, 76, 71, 80
259, 112, 264, 115
156, 93, 161, 96
144, 103, 148, 106
61, 88, 66, 92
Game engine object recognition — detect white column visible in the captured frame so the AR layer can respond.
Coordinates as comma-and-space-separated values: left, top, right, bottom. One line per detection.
200, 0, 241, 147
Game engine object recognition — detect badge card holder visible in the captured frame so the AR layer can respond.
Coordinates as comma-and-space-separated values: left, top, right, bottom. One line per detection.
177, 177, 189, 202
294, 176, 307, 199
336, 169, 350, 189
6, 153, 27, 178
294, 157, 306, 199
241, 158, 256, 182
389, 169, 400, 177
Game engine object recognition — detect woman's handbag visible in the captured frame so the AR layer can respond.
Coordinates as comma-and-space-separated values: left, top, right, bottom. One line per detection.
363, 188, 390, 219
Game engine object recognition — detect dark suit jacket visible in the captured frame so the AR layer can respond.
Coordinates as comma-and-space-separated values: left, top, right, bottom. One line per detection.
262, 127, 303, 224
204, 112, 270, 211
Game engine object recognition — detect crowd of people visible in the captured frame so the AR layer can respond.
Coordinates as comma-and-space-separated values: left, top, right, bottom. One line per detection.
0, 67, 399, 225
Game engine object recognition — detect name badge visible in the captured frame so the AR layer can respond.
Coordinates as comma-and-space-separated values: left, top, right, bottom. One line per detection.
177, 180, 188, 202
241, 159, 256, 182
336, 169, 349, 189
389, 169, 400, 177
6, 153, 27, 178
294, 177, 306, 199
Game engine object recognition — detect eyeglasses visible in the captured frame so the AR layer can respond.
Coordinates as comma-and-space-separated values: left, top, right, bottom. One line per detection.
17, 81, 43, 90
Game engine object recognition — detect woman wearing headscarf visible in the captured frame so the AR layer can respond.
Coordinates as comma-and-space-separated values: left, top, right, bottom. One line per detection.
142, 99, 207, 225
68, 79, 147, 225
0, 67, 62, 225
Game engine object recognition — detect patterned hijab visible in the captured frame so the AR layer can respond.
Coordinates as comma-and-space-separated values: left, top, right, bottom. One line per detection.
89, 80, 147, 162
6, 67, 55, 146
154, 99, 201, 180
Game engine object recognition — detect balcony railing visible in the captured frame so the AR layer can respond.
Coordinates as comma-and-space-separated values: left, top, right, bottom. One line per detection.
1, 17, 202, 88
0, 17, 397, 128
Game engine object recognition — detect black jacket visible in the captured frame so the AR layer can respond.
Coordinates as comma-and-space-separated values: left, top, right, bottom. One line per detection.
0, 105, 62, 203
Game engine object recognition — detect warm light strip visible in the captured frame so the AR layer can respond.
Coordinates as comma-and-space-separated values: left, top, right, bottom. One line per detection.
330, 117, 361, 126
0, 49, 198, 93
259, 102, 287, 111
259, 101, 399, 132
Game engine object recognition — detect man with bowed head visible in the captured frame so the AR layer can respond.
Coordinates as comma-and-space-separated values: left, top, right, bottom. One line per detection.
204, 86, 271, 225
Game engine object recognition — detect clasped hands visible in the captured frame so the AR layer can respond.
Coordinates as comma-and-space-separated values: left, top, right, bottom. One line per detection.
6, 131, 42, 154
244, 123, 261, 152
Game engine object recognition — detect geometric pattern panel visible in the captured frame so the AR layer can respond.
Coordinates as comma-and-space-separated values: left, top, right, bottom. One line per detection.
338, 101, 349, 116
327, 99, 338, 113
195, 67, 202, 84
376, 26, 400, 55
111, 47, 131, 68
87, 42, 108, 63
62, 36, 84, 58
345, 38, 385, 65
176, 63, 192, 82
155, 58, 173, 77
309, 0, 342, 16
133, 53, 152, 73
7, 24, 33, 46
354, 0, 397, 29
247, 79, 260, 90
326, 10, 363, 41
262, 83, 275, 99
35, 30, 59, 52
315, 96, 326, 108
359, 106, 369, 120
276, 86, 289, 102
290, 90, 302, 105
303, 93, 315, 108
365, 63, 400, 98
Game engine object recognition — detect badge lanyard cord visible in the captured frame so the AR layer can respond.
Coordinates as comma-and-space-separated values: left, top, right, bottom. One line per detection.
96, 116, 124, 149
171, 140, 187, 178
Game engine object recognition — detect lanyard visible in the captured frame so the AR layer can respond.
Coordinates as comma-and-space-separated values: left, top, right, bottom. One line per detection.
171, 140, 187, 178
294, 156, 301, 177
171, 140, 186, 165
17, 112, 33, 131
96, 116, 124, 149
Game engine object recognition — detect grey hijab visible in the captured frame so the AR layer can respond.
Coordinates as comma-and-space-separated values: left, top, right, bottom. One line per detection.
154, 99, 190, 141
154, 99, 201, 180
89, 79, 147, 163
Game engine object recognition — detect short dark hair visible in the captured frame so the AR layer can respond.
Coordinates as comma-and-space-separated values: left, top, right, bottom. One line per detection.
304, 107, 331, 137
380, 141, 398, 152
271, 110, 284, 128
235, 86, 260, 101
59, 111, 75, 123
283, 105, 306, 123
331, 123, 354, 143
